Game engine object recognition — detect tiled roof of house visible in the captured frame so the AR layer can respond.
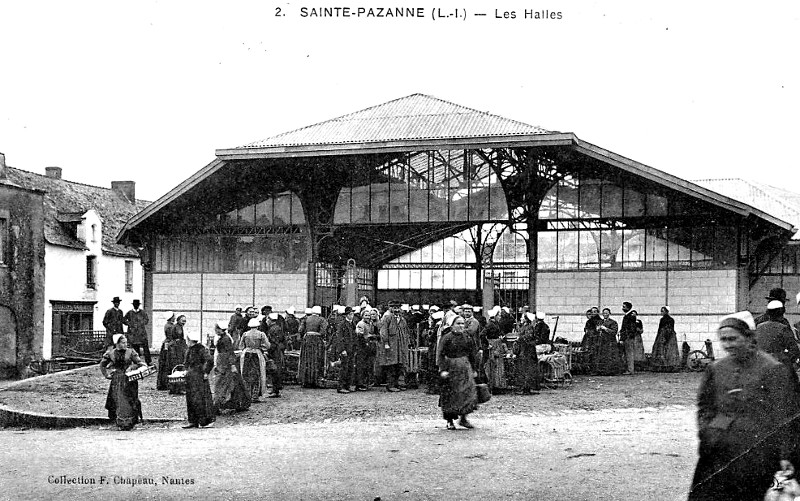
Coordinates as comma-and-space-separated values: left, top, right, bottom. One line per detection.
694, 178, 800, 239
6, 166, 150, 256
238, 93, 552, 149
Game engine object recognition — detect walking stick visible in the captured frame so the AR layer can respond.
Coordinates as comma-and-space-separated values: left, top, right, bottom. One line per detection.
550, 315, 560, 342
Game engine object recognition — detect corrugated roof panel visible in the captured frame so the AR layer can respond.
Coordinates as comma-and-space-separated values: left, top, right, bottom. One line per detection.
240, 94, 550, 148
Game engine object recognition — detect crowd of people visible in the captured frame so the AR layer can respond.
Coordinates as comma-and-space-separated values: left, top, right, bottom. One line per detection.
97, 287, 800, 499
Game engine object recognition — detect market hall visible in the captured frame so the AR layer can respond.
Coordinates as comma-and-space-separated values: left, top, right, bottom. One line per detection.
117, 93, 798, 354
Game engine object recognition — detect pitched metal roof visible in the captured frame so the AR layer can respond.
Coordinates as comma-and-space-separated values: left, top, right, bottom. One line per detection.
694, 178, 800, 239
238, 93, 551, 149
6, 167, 150, 256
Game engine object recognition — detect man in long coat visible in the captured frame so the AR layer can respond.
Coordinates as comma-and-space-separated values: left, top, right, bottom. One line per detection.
103, 297, 125, 348
332, 307, 358, 393
755, 300, 800, 378
379, 300, 410, 392
123, 299, 151, 364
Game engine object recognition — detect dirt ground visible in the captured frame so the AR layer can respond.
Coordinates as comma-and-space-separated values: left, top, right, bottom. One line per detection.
0, 365, 702, 424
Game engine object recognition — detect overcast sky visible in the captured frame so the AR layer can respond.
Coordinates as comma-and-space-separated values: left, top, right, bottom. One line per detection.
1, 1, 798, 203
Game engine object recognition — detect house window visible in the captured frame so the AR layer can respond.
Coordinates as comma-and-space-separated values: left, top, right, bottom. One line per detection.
0, 214, 7, 265
91, 224, 97, 243
86, 256, 97, 289
125, 260, 133, 292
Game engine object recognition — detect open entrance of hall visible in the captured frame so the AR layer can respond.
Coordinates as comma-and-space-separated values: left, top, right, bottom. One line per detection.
118, 94, 795, 348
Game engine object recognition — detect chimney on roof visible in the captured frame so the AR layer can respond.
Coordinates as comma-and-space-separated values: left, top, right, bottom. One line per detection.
111, 181, 135, 204
45, 166, 62, 179
0, 152, 6, 180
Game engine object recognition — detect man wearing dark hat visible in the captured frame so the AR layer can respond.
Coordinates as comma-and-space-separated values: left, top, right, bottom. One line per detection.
102, 297, 125, 348
619, 301, 636, 375
332, 306, 358, 393
123, 299, 151, 365
754, 288, 792, 328
379, 300, 410, 392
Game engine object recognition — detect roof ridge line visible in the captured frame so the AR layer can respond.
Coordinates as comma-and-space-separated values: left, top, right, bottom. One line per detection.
8, 165, 119, 194
241, 93, 547, 147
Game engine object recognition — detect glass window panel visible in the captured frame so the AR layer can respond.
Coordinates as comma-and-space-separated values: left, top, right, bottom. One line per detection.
692, 227, 714, 268
273, 195, 292, 225
537, 232, 557, 270
371, 190, 388, 223
579, 179, 602, 218
409, 269, 421, 288
538, 185, 559, 220
785, 248, 797, 274
222, 209, 237, 226
623, 187, 646, 217
452, 270, 465, 289
351, 186, 370, 223
421, 269, 433, 289
558, 231, 578, 270
431, 240, 444, 262
397, 270, 411, 289
420, 243, 432, 263
602, 184, 623, 218
377, 270, 389, 289
431, 269, 444, 289
668, 228, 692, 266
333, 189, 351, 224
388, 269, 399, 289
443, 238, 455, 262
622, 229, 645, 268
443, 269, 455, 289
558, 177, 580, 219
645, 229, 668, 268
713, 226, 737, 267
579, 231, 600, 268
390, 184, 409, 222
290, 194, 305, 224
488, 173, 508, 220
600, 230, 623, 268
256, 200, 273, 226
238, 204, 255, 226
646, 194, 668, 216
236, 236, 255, 272
409, 185, 429, 222
465, 269, 477, 290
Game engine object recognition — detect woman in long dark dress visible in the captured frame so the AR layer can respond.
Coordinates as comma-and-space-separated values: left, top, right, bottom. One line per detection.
688, 312, 797, 500
210, 322, 251, 413
183, 331, 216, 428
515, 312, 540, 394
239, 318, 270, 401
158, 313, 188, 393
437, 316, 479, 430
581, 308, 603, 374
651, 306, 680, 371
597, 308, 623, 375
100, 334, 146, 431
297, 306, 327, 388
157, 311, 176, 390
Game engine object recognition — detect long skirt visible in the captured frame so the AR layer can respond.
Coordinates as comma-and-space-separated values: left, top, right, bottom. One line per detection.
156, 340, 187, 391
689, 432, 783, 501
438, 356, 478, 421
486, 339, 508, 390
185, 369, 216, 427
297, 333, 325, 387
596, 333, 623, 375
515, 350, 540, 391
632, 335, 646, 362
651, 329, 680, 370
241, 352, 266, 399
211, 366, 251, 412
105, 372, 142, 431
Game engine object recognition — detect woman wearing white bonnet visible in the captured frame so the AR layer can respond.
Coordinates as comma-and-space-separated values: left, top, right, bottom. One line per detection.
688, 310, 797, 500
238, 318, 270, 402
182, 329, 215, 428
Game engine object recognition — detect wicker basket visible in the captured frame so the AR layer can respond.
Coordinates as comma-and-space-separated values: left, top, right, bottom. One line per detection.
168, 364, 187, 393
126, 365, 157, 382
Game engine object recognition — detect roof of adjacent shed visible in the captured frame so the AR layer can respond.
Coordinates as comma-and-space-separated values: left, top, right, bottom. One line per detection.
238, 93, 552, 149
5, 167, 150, 256
694, 178, 800, 240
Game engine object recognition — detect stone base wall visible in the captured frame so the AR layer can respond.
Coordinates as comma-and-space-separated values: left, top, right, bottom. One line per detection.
536, 268, 738, 355
150, 272, 307, 346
